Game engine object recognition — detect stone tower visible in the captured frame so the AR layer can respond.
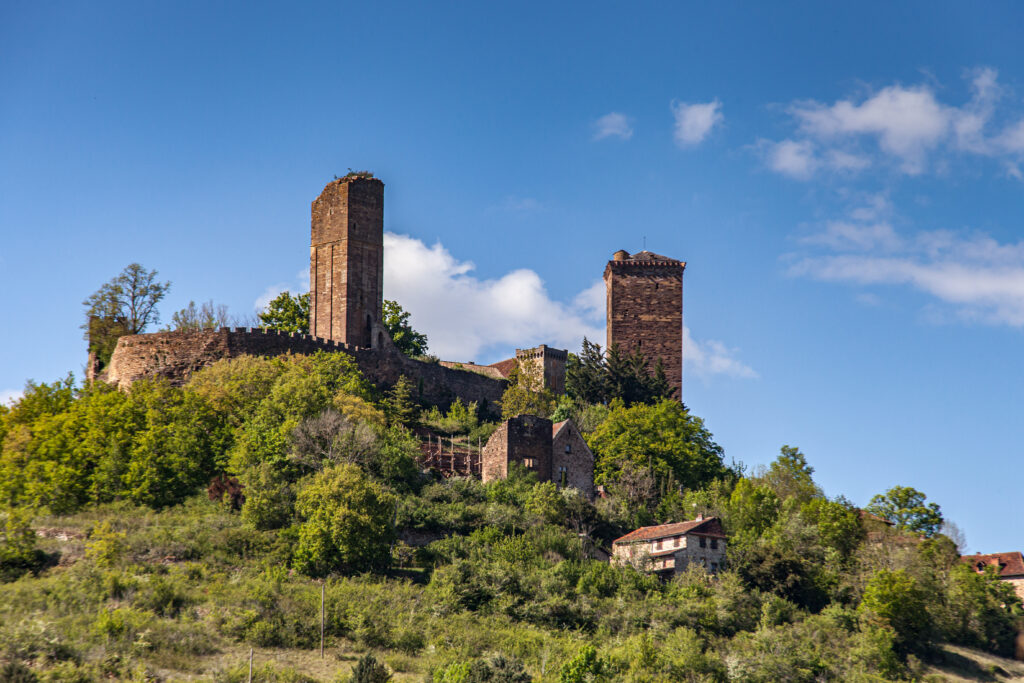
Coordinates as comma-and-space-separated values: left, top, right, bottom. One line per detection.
603, 250, 686, 398
309, 175, 384, 347
515, 344, 568, 395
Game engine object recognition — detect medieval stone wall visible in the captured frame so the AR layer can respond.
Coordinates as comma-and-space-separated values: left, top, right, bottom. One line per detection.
103, 327, 506, 415
604, 252, 685, 398
481, 415, 553, 483
552, 421, 594, 495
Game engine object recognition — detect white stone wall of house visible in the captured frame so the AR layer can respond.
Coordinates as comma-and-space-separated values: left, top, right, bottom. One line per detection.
673, 534, 726, 575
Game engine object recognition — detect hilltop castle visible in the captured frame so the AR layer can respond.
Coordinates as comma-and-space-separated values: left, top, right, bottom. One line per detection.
93, 174, 686, 410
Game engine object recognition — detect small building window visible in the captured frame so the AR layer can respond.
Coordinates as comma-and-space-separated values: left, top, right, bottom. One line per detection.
559, 467, 567, 487
710, 538, 718, 550
699, 537, 707, 548
710, 562, 718, 573
524, 458, 535, 469
674, 536, 680, 548
565, 444, 571, 453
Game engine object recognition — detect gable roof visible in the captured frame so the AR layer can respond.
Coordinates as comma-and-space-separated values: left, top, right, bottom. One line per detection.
613, 517, 726, 544
961, 551, 1024, 578
552, 420, 569, 436
487, 357, 518, 378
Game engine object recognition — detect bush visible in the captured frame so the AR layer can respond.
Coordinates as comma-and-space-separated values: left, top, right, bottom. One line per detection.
292, 464, 395, 576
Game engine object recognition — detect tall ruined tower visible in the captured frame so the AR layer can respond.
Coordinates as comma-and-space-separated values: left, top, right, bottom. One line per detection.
309, 175, 384, 347
604, 250, 686, 398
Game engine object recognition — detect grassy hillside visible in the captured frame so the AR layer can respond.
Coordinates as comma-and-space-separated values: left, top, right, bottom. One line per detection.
2, 352, 1022, 681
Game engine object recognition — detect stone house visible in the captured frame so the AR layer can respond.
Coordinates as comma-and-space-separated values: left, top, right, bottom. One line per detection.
612, 516, 726, 576
962, 551, 1024, 601
481, 415, 594, 497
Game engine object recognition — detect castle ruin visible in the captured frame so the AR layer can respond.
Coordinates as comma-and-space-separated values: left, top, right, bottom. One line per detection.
604, 249, 686, 398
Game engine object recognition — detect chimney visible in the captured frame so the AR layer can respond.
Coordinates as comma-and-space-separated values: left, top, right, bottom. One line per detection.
695, 513, 704, 522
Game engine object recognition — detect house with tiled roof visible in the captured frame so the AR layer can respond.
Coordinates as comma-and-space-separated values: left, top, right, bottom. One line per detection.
612, 516, 727, 576
962, 551, 1024, 600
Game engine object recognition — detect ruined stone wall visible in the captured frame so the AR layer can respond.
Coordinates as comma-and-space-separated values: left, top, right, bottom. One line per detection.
552, 421, 594, 496
103, 327, 506, 415
482, 415, 553, 483
310, 177, 384, 347
604, 254, 685, 398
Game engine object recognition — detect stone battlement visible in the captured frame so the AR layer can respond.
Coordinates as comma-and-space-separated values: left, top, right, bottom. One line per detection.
103, 326, 508, 416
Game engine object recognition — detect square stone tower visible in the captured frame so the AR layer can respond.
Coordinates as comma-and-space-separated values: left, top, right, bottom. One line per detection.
514, 344, 568, 395
309, 175, 384, 347
603, 250, 686, 398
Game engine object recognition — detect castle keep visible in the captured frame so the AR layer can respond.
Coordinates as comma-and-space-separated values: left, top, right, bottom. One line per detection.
604, 250, 686, 398
310, 176, 384, 347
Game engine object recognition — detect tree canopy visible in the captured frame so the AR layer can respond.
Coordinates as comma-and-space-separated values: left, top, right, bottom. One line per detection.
382, 299, 429, 357
866, 485, 944, 537
82, 263, 170, 368
258, 291, 310, 334
566, 338, 675, 406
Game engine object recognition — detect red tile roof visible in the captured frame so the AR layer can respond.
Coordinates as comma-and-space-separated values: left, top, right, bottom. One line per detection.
962, 552, 1024, 578
488, 357, 518, 378
552, 420, 568, 436
613, 517, 726, 544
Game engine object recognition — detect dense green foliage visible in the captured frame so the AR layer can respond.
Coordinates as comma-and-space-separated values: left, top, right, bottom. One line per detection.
382, 299, 429, 358
866, 485, 944, 538
1, 353, 1021, 680
565, 338, 675, 406
259, 291, 311, 334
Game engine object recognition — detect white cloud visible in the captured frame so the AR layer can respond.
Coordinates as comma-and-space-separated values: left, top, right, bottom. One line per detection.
793, 85, 950, 173
382, 233, 603, 360
254, 269, 308, 312
684, 327, 759, 380
1, 389, 23, 406
800, 221, 903, 252
382, 233, 756, 380
792, 216, 1024, 326
764, 67, 1024, 179
672, 99, 723, 146
761, 138, 818, 180
593, 112, 633, 141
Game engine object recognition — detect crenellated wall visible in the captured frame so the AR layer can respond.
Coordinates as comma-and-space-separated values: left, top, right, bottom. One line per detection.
102, 326, 506, 416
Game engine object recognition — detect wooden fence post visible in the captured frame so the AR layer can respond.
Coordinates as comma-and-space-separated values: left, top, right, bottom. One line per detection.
320, 582, 325, 658
248, 648, 253, 683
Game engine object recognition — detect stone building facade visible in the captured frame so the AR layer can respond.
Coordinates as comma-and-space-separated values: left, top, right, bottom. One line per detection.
310, 175, 384, 347
604, 250, 685, 398
551, 419, 593, 493
481, 415, 594, 496
612, 516, 726, 576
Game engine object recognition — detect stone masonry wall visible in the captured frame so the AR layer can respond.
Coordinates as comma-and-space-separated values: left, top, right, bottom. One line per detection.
310, 177, 384, 347
482, 415, 553, 483
552, 421, 594, 496
604, 254, 685, 398
103, 327, 506, 415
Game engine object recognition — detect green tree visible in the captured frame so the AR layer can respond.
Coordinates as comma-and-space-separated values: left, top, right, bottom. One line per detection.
587, 399, 728, 491
292, 463, 395, 576
83, 263, 170, 369
858, 568, 934, 655
0, 510, 47, 582
349, 653, 391, 683
755, 446, 823, 504
258, 291, 310, 334
168, 300, 231, 331
382, 299, 429, 357
866, 485, 943, 537
565, 338, 609, 404
385, 375, 419, 427
499, 363, 556, 420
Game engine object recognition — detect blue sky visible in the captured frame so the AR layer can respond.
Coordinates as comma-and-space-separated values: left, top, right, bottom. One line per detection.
2, 2, 1023, 552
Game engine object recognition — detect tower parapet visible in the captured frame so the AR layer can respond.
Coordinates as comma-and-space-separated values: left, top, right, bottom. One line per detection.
603, 250, 685, 398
